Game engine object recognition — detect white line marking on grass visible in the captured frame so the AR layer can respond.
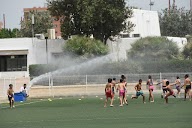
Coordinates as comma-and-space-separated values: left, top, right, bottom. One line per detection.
0, 97, 69, 109
0, 99, 48, 109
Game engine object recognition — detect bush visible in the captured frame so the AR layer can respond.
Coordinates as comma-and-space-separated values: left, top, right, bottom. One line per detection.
63, 36, 109, 58
29, 64, 57, 77
128, 36, 179, 61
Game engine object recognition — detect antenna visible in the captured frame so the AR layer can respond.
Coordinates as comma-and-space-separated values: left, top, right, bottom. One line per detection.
190, 0, 192, 10
149, 0, 154, 10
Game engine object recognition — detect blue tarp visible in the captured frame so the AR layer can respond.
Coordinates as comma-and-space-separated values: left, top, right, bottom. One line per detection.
14, 92, 26, 102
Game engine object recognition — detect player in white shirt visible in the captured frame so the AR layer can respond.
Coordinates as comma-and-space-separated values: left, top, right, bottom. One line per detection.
20, 84, 29, 97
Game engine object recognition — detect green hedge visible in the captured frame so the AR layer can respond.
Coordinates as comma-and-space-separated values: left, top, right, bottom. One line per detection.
29, 64, 57, 77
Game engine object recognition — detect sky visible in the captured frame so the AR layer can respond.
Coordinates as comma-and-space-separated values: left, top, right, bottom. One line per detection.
0, 0, 190, 29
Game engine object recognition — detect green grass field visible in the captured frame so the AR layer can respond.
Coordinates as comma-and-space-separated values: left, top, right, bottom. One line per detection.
0, 95, 192, 128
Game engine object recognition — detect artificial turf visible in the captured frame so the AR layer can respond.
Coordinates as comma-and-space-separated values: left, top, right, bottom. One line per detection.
0, 95, 192, 128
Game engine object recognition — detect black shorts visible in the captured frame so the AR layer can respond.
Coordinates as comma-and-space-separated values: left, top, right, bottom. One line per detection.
8, 95, 13, 101
185, 85, 191, 90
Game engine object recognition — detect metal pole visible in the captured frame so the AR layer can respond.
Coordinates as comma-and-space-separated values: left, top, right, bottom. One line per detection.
32, 14, 35, 51
168, 0, 171, 14
32, 14, 34, 38
85, 75, 87, 85
160, 72, 162, 90
150, 0, 151, 10
51, 74, 54, 98
45, 37, 48, 64
190, 0, 192, 10
149, 0, 154, 11
3, 14, 5, 29
85, 75, 88, 95
32, 24, 34, 38
48, 73, 51, 97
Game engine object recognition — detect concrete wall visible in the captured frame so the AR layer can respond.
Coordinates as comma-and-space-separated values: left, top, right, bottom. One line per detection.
33, 39, 64, 64
0, 71, 28, 78
0, 38, 65, 77
107, 38, 140, 60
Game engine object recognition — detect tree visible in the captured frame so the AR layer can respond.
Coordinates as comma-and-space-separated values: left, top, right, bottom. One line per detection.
48, 0, 134, 43
63, 36, 108, 58
0, 28, 20, 38
20, 11, 53, 37
128, 37, 179, 61
159, 6, 192, 37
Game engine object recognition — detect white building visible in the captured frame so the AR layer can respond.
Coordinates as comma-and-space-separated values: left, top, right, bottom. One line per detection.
109, 9, 161, 60
166, 36, 187, 51
120, 9, 161, 38
108, 9, 187, 60
0, 38, 64, 78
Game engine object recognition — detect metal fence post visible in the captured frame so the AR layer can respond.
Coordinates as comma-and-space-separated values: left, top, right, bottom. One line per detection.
160, 72, 162, 90
51, 74, 54, 98
85, 75, 88, 85
48, 73, 51, 97
85, 75, 88, 95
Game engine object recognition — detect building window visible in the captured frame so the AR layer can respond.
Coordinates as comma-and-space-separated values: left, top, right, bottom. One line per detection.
133, 34, 140, 37
0, 55, 27, 72
120, 34, 130, 38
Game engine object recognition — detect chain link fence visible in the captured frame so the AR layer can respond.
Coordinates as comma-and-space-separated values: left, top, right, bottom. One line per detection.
1, 73, 191, 99
28, 72, 192, 98
31, 72, 192, 86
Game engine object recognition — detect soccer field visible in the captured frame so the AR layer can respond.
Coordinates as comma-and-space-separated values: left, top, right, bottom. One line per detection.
0, 95, 192, 128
